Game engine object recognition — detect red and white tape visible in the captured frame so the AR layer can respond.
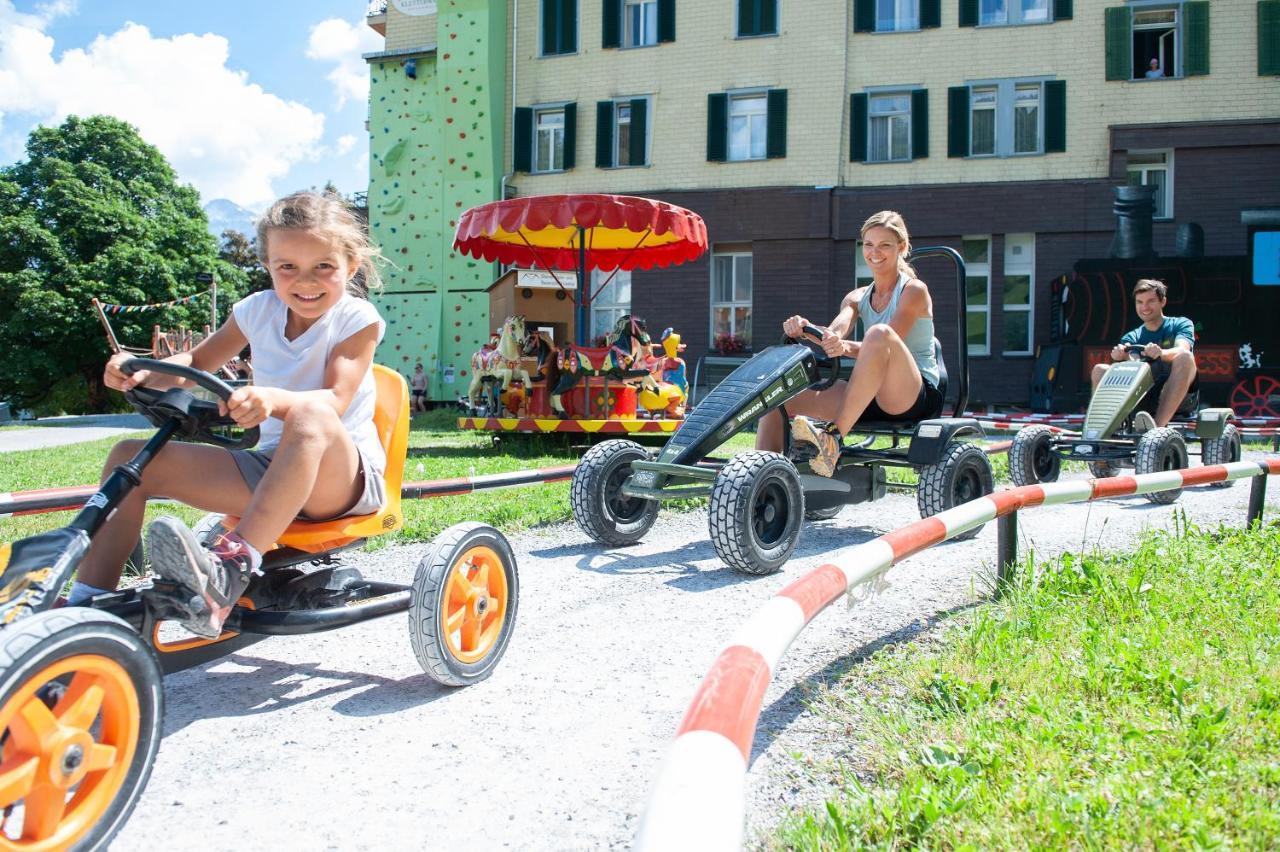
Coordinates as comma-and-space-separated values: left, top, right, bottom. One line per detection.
636, 458, 1280, 850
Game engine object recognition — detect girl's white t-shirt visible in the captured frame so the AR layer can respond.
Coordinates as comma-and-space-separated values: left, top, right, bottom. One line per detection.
232, 290, 387, 472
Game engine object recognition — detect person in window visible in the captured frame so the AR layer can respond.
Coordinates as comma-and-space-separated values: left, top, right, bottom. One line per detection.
1145, 58, 1165, 78
755, 210, 943, 477
1091, 278, 1197, 430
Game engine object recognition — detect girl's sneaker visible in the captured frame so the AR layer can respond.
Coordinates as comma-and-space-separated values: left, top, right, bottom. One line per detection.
791, 416, 843, 477
146, 516, 253, 639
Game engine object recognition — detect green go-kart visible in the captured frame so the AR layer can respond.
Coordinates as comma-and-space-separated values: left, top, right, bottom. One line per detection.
1009, 344, 1241, 504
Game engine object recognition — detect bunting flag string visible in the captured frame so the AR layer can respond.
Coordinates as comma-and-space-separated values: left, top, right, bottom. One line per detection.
97, 289, 210, 314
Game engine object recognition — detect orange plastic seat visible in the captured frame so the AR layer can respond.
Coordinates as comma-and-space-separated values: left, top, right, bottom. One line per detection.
265, 365, 409, 554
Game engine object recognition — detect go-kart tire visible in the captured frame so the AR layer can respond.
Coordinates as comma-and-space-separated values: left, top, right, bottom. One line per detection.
1008, 425, 1061, 486
1136, 426, 1189, 505
409, 522, 518, 687
0, 608, 163, 851
804, 505, 843, 521
1201, 422, 1241, 488
570, 440, 659, 546
709, 452, 804, 575
917, 442, 995, 540
1088, 460, 1121, 479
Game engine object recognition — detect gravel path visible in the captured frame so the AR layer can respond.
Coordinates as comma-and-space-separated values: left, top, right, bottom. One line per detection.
111, 457, 1274, 851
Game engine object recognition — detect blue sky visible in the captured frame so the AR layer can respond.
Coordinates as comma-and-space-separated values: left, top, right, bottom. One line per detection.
0, 0, 381, 209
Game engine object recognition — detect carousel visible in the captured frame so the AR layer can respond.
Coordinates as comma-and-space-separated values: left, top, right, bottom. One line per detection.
451, 194, 707, 435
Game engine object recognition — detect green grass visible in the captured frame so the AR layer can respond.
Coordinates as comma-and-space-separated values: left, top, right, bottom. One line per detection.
774, 519, 1280, 849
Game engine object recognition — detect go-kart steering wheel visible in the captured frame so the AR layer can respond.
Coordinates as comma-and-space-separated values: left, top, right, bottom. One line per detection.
1124, 343, 1159, 362
785, 324, 843, 391
121, 358, 259, 450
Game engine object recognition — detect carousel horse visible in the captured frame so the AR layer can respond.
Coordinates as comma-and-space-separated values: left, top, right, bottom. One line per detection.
637, 328, 688, 418
493, 315, 533, 415
521, 324, 564, 415
550, 315, 652, 417
466, 334, 502, 414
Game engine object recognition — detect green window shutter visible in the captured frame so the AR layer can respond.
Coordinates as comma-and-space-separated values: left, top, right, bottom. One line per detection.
1104, 7, 1131, 81
1184, 1, 1210, 76
707, 93, 728, 161
596, 101, 615, 168
602, 0, 622, 48
1053, 0, 1072, 21
921, 0, 941, 29
563, 102, 577, 169
958, 0, 978, 28
854, 0, 876, 32
947, 86, 969, 158
850, 93, 868, 161
658, 0, 677, 42
1043, 80, 1066, 153
738, 0, 756, 36
514, 107, 533, 172
1262, 1, 1280, 76
564, 0, 579, 53
630, 98, 648, 165
541, 0, 558, 54
760, 0, 777, 35
766, 89, 787, 158
911, 89, 929, 159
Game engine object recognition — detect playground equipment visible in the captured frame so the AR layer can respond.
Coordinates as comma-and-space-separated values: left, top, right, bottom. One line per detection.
452, 194, 706, 435
571, 246, 995, 575
0, 359, 518, 848
1010, 343, 1240, 504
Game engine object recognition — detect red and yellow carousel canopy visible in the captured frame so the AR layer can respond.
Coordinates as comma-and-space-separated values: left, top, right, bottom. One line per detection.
452, 193, 708, 272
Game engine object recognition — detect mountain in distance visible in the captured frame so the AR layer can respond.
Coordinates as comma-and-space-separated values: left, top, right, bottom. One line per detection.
203, 198, 258, 239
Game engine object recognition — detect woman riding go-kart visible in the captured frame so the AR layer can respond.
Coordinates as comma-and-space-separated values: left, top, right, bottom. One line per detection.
0, 359, 519, 849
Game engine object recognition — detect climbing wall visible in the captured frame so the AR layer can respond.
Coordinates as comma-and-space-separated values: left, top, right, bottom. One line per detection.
367, 0, 506, 400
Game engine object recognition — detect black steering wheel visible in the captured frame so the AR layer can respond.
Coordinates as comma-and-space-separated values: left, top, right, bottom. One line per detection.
785, 324, 843, 391
122, 358, 259, 450
1124, 343, 1159, 362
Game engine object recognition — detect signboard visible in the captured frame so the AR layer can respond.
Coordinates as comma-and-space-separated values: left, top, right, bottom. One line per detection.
517, 269, 577, 290
1253, 230, 1280, 286
392, 0, 437, 15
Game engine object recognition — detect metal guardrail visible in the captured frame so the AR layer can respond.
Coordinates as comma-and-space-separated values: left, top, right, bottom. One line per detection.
636, 458, 1280, 850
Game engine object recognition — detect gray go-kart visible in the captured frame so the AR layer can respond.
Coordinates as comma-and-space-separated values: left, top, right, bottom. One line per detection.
1009, 344, 1240, 504
570, 246, 995, 575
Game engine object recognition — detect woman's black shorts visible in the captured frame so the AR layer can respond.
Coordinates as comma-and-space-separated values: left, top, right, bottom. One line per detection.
858, 378, 944, 424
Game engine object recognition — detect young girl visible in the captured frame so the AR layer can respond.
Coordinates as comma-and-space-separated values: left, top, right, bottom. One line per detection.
755, 210, 942, 476
71, 190, 388, 638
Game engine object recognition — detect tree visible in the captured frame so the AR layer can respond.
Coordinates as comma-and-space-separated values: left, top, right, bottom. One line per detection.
218, 229, 271, 294
0, 115, 246, 411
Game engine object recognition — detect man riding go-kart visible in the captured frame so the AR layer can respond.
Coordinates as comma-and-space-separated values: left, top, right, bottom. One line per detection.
1010, 278, 1240, 504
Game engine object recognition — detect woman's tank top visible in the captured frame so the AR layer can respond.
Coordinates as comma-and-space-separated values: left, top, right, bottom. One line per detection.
856, 269, 940, 387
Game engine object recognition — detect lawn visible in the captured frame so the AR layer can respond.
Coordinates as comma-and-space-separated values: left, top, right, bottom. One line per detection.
775, 520, 1280, 848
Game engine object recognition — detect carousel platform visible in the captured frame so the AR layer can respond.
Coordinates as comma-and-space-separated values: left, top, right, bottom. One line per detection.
457, 416, 681, 434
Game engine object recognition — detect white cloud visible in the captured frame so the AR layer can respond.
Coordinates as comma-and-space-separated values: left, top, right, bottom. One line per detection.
0, 6, 325, 208
306, 17, 382, 109
335, 133, 357, 155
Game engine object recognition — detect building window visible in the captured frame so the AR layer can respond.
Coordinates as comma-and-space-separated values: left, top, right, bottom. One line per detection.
980, 0, 1050, 26
596, 98, 648, 168
591, 270, 632, 339
535, 108, 566, 172
963, 236, 991, 355
1132, 7, 1178, 79
615, 101, 635, 166
1126, 150, 1173, 219
876, 0, 919, 31
711, 250, 753, 349
540, 0, 578, 56
625, 0, 658, 46
868, 93, 912, 162
737, 0, 778, 37
728, 93, 768, 161
968, 80, 1043, 157
1002, 234, 1035, 355
854, 244, 874, 289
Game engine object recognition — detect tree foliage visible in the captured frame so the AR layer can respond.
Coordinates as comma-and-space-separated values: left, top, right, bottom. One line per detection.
218, 229, 271, 294
0, 115, 246, 411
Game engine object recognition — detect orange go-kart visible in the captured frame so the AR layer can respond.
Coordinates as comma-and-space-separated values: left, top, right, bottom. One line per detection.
0, 358, 519, 849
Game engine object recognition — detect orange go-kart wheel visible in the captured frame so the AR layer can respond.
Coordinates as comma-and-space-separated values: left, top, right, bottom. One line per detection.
0, 608, 162, 850
409, 523, 519, 687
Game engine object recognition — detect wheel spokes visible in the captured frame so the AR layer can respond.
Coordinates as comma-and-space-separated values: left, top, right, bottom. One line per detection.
57, 675, 106, 733
21, 782, 68, 841
12, 696, 59, 755
82, 741, 119, 775
0, 754, 39, 809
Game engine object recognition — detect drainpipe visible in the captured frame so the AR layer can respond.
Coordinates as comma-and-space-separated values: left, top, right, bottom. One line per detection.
499, 0, 518, 202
